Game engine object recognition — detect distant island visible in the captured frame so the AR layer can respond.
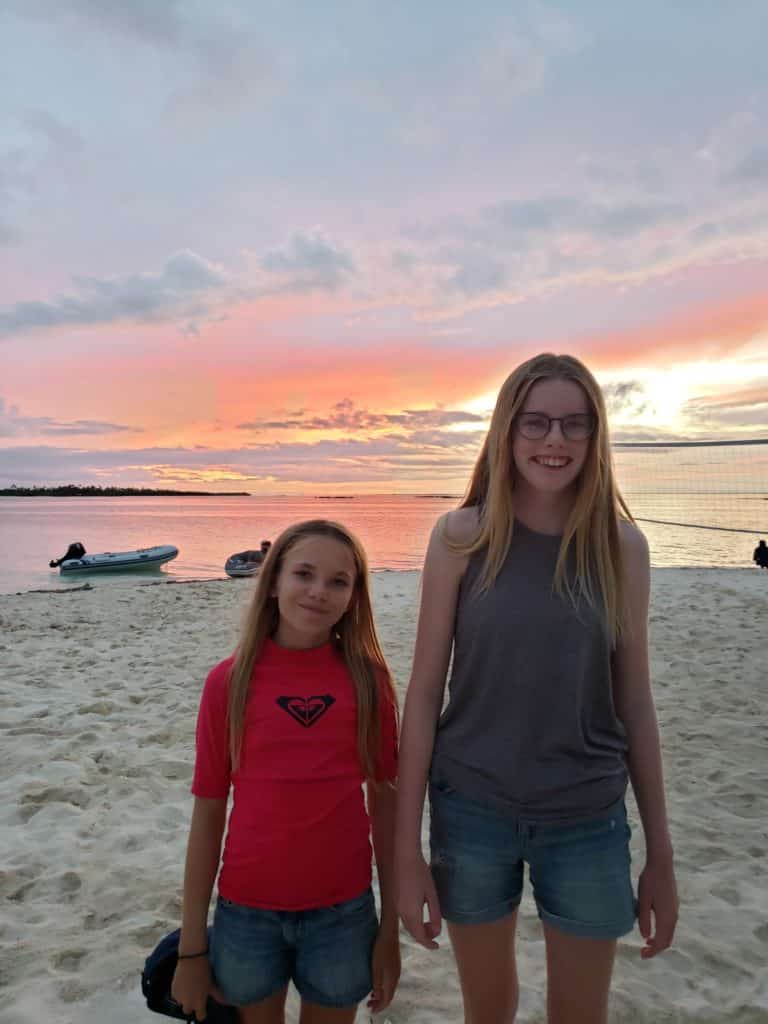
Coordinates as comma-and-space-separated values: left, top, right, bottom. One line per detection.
0, 485, 250, 497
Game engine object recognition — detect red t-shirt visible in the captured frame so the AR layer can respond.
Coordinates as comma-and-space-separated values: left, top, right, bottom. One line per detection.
192, 638, 398, 910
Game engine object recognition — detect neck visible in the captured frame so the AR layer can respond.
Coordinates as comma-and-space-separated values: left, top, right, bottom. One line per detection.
273, 625, 332, 650
512, 483, 576, 535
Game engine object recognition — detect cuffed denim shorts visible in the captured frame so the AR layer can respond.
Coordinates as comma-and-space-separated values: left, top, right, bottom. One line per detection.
429, 781, 636, 939
209, 887, 378, 1008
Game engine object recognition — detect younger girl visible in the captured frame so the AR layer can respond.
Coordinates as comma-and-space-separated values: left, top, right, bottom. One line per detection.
395, 353, 678, 1024
172, 520, 400, 1024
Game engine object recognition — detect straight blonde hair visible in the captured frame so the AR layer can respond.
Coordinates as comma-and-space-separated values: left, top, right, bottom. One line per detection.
456, 352, 634, 639
226, 519, 396, 777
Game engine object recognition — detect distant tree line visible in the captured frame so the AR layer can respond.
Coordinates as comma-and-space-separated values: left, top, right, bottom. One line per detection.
0, 485, 250, 497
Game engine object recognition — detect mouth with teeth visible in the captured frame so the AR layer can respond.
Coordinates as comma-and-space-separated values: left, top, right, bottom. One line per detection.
531, 455, 572, 469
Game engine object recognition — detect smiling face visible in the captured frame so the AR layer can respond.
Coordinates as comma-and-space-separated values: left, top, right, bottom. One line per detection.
511, 377, 593, 497
271, 534, 358, 649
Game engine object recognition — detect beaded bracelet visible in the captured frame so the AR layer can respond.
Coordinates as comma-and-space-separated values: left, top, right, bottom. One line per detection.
177, 948, 208, 960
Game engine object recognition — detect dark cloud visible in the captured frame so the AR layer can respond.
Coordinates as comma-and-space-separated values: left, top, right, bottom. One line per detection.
721, 149, 768, 186
0, 398, 138, 438
261, 234, 356, 293
485, 196, 687, 240
0, 218, 21, 246
5, 1, 277, 116
0, 436, 478, 488
683, 383, 768, 430
602, 380, 649, 416
0, 250, 227, 337
447, 256, 507, 296
22, 109, 84, 154
4, 0, 187, 44
238, 400, 486, 433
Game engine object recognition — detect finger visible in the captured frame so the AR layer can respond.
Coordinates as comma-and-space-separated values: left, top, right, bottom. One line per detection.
425, 888, 442, 942
378, 980, 395, 1011
366, 965, 382, 1008
368, 980, 394, 1012
651, 914, 677, 954
210, 983, 230, 1005
636, 895, 652, 940
405, 916, 438, 950
196, 996, 208, 1021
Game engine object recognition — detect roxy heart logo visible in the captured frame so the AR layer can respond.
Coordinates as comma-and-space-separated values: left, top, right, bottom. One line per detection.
276, 695, 336, 728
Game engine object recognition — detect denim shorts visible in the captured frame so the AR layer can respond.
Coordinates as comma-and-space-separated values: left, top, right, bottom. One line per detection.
209, 888, 378, 1008
429, 782, 636, 939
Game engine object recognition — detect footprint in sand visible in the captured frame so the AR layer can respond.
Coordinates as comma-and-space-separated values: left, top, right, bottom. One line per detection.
18, 786, 89, 822
710, 883, 741, 906
50, 949, 87, 972
57, 978, 88, 1003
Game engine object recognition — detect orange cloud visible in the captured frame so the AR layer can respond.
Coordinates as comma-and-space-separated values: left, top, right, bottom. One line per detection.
579, 289, 768, 370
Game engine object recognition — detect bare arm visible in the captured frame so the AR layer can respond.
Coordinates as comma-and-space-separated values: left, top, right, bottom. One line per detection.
179, 796, 228, 952
368, 780, 398, 934
612, 524, 678, 956
395, 510, 471, 946
171, 796, 227, 1020
366, 780, 400, 1012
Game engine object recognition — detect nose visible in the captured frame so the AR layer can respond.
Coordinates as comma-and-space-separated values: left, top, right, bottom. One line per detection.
307, 579, 328, 601
545, 419, 566, 442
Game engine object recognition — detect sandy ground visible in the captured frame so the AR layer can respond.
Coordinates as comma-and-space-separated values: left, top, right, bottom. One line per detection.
1, 568, 767, 1023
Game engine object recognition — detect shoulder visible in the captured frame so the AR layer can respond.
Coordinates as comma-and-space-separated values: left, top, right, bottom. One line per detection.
203, 655, 236, 693
437, 505, 481, 547
618, 518, 649, 570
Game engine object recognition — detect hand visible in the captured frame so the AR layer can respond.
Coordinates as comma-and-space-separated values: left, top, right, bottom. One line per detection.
367, 927, 401, 1013
171, 956, 224, 1021
637, 854, 678, 959
396, 854, 442, 950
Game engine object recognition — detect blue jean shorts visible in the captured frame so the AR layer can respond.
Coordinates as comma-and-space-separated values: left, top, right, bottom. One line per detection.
429, 782, 636, 939
209, 888, 378, 1008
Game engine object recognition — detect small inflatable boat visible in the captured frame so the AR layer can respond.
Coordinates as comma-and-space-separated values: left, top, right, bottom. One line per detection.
50, 543, 179, 574
225, 550, 264, 578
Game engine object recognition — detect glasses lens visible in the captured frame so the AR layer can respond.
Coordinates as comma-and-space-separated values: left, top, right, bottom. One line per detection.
517, 413, 549, 439
562, 414, 594, 440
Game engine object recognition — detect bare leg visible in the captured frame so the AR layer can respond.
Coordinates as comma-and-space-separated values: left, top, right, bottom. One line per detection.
447, 909, 519, 1024
298, 1001, 359, 1024
543, 923, 616, 1024
237, 985, 289, 1024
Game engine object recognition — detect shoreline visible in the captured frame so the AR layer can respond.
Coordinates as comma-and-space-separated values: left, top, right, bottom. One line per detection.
1, 568, 767, 1022
4, 563, 767, 600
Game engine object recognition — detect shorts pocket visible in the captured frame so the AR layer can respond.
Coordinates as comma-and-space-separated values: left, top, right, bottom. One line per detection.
328, 888, 374, 916
429, 778, 456, 797
217, 896, 242, 911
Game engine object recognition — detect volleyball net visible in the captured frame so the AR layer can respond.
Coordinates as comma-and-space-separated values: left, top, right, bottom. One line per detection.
610, 439, 768, 567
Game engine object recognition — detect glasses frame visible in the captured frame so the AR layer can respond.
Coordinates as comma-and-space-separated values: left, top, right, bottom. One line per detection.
514, 411, 596, 441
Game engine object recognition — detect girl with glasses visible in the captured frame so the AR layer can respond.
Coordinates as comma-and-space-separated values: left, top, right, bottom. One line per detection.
395, 353, 678, 1024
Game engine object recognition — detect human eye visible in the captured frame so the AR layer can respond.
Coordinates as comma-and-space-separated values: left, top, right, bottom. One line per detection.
517, 412, 549, 437
294, 568, 312, 579
563, 413, 594, 439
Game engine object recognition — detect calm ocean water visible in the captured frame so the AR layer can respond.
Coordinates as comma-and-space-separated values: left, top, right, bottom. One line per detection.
1, 487, 767, 595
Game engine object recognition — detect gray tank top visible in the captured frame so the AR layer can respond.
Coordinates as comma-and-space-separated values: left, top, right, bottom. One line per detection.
431, 520, 628, 824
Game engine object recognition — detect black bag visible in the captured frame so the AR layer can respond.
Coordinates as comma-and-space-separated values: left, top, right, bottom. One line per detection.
141, 929, 236, 1022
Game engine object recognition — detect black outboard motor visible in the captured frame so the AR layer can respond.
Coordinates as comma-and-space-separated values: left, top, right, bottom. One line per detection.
49, 541, 86, 568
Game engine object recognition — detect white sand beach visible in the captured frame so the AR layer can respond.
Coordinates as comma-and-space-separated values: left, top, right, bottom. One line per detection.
1, 568, 767, 1024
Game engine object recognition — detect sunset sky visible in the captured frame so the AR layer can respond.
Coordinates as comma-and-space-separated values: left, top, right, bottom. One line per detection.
1, 2, 767, 493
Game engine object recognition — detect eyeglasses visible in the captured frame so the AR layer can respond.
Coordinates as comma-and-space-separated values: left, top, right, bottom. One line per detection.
514, 412, 595, 441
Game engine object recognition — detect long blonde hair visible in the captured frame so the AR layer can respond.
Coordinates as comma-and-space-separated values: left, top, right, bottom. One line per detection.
457, 352, 634, 639
227, 519, 396, 777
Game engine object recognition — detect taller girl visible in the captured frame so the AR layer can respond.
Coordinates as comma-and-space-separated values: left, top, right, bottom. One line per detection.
396, 353, 678, 1023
